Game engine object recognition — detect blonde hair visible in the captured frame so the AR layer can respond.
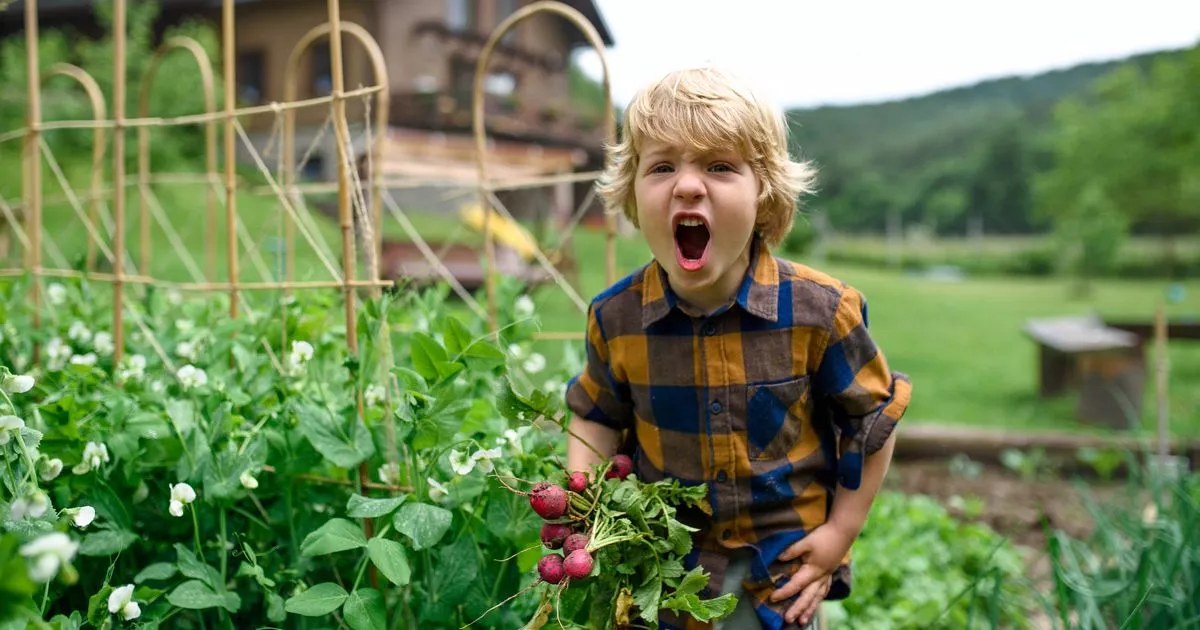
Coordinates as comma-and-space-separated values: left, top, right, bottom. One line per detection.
596, 66, 817, 248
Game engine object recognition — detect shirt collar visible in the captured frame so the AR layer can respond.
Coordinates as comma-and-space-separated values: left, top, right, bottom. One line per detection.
641, 235, 780, 328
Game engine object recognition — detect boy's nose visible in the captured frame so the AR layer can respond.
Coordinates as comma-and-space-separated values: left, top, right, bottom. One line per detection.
672, 169, 706, 201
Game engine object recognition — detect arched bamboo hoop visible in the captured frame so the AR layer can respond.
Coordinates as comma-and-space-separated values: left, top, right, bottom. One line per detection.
41, 63, 107, 273
282, 20, 389, 297
111, 0, 128, 364
472, 0, 616, 332
23, 0, 43, 362
138, 36, 218, 280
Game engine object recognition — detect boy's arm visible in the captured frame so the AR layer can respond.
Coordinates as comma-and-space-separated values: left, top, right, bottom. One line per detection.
566, 415, 622, 475
770, 285, 911, 624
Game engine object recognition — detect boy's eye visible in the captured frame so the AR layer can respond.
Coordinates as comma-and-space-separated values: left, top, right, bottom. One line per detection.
648, 163, 674, 174
710, 163, 733, 173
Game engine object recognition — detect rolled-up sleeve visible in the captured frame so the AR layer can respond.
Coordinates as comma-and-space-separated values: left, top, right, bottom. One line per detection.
815, 285, 911, 490
564, 302, 633, 431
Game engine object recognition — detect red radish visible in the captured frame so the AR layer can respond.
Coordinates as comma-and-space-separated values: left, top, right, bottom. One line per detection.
567, 471, 588, 494
529, 482, 568, 520
540, 523, 572, 549
606, 455, 633, 480
563, 533, 589, 555
563, 549, 594, 579
537, 554, 565, 584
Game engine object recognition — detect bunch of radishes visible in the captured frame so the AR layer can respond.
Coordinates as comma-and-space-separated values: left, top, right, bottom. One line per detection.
529, 454, 633, 585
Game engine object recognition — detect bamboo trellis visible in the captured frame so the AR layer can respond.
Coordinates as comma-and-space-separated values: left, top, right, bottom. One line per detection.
2, 0, 619, 559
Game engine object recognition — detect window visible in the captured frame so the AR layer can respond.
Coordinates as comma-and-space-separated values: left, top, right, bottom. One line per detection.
237, 50, 265, 105
311, 42, 332, 97
446, 0, 475, 31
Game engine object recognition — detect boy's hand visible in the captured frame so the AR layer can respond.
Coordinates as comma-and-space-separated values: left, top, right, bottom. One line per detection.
770, 523, 855, 625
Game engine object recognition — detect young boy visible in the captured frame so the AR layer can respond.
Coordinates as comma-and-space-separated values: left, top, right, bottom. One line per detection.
564, 66, 911, 630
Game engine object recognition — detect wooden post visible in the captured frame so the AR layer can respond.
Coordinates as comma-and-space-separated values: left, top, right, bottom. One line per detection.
111, 0, 127, 365
222, 0, 238, 319
1155, 303, 1169, 461
24, 0, 43, 363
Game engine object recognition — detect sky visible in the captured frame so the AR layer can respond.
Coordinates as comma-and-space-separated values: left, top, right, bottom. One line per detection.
572, 0, 1200, 109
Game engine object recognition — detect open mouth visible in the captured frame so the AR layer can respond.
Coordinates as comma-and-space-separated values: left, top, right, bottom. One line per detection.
673, 215, 710, 272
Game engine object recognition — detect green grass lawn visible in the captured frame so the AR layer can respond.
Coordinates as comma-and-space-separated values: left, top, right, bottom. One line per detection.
9, 168, 1199, 438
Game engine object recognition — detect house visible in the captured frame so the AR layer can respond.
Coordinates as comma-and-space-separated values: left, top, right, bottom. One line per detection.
2, 0, 616, 229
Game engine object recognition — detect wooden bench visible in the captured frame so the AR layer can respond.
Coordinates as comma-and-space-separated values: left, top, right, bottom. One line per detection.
1023, 315, 1145, 429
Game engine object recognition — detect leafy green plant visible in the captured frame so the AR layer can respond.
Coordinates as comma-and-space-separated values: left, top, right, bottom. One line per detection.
1046, 458, 1200, 629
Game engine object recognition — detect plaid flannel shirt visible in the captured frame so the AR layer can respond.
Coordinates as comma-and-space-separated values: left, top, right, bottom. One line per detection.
565, 237, 912, 630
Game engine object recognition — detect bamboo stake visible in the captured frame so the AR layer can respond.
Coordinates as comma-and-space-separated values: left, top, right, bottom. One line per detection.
473, 1, 617, 331
24, 0, 42, 364
321, 0, 374, 587
111, 0, 128, 365
139, 37, 218, 280
223, 0, 238, 319
1155, 303, 1169, 462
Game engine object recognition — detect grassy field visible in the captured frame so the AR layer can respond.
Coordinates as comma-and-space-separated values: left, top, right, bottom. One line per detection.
6, 170, 1199, 438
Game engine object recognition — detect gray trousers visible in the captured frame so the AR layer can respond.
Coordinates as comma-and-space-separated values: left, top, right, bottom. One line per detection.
715, 552, 819, 630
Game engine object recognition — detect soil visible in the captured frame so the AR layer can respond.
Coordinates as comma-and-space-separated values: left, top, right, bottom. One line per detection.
885, 459, 1129, 586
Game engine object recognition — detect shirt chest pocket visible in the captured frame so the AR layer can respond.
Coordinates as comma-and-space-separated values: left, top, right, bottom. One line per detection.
744, 376, 813, 461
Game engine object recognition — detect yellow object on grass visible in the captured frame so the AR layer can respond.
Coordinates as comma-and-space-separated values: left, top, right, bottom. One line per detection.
459, 203, 539, 261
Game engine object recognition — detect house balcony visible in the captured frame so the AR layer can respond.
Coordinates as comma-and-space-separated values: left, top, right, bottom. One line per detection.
387, 90, 606, 152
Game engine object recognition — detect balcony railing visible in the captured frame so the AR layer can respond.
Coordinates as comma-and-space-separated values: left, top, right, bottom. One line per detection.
388, 90, 604, 150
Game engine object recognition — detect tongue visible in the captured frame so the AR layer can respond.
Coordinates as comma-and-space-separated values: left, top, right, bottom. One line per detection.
676, 225, 708, 260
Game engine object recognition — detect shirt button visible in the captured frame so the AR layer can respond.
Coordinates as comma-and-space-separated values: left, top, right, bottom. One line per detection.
722, 529, 733, 540
710, 401, 722, 414
703, 323, 717, 336
716, 469, 728, 482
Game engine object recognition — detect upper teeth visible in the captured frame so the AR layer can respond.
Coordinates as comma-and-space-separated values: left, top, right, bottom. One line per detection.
678, 218, 704, 227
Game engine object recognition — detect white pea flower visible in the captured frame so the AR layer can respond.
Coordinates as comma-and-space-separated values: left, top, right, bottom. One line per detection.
378, 462, 400, 486
19, 532, 79, 582
70, 353, 97, 367
40, 456, 63, 481
176, 365, 207, 390
3, 373, 35, 394
427, 477, 449, 502
285, 340, 314, 376
107, 584, 140, 621
67, 321, 91, 344
507, 344, 523, 358
26, 490, 51, 518
364, 384, 386, 407
448, 449, 475, 476
239, 469, 259, 490
46, 283, 67, 306
92, 331, 114, 356
0, 415, 24, 445
117, 354, 146, 383
168, 482, 197, 517
543, 379, 563, 394
72, 441, 110, 475
470, 447, 502, 474
166, 289, 183, 306
150, 380, 166, 393
175, 319, 194, 333
497, 426, 531, 450
522, 352, 545, 374
67, 506, 96, 529
175, 341, 198, 362
514, 295, 535, 318
45, 337, 72, 371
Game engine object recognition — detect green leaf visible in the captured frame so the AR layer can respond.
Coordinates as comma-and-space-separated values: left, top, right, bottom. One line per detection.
393, 502, 452, 551
366, 538, 411, 586
134, 562, 178, 583
86, 584, 112, 627
661, 592, 738, 623
266, 592, 286, 623
284, 582, 348, 617
168, 580, 240, 612
633, 571, 663, 624
78, 527, 138, 557
410, 333, 448, 381
300, 518, 368, 557
674, 566, 710, 597
342, 588, 386, 630
346, 493, 408, 519
175, 543, 222, 590
440, 317, 472, 356
296, 404, 375, 469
